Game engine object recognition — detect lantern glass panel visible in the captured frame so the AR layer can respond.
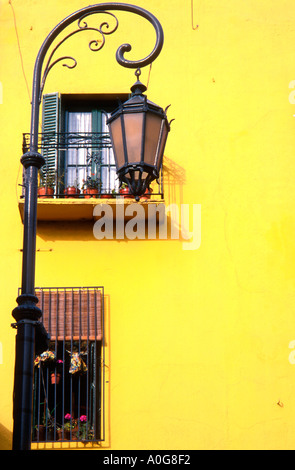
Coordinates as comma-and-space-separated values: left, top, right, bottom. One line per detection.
156, 121, 169, 172
109, 117, 125, 169
124, 112, 144, 163
144, 112, 163, 166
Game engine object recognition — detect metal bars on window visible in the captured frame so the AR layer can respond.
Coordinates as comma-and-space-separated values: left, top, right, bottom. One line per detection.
31, 286, 105, 443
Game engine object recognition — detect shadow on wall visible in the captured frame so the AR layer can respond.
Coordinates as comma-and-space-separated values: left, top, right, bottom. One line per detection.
0, 423, 12, 450
36, 213, 192, 245
34, 157, 187, 243
162, 155, 186, 206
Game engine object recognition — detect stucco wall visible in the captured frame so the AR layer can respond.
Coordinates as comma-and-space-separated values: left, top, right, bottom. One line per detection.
1, 0, 295, 450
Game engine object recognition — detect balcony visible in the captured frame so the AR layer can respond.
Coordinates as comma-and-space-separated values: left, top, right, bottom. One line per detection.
19, 132, 165, 222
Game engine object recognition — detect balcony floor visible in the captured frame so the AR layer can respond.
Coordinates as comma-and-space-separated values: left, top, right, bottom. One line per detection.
18, 197, 165, 222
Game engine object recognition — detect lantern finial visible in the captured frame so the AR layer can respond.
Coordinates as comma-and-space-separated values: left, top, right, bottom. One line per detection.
130, 68, 147, 95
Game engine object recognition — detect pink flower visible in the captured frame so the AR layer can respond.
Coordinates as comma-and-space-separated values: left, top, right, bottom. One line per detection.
79, 415, 87, 422
65, 413, 72, 420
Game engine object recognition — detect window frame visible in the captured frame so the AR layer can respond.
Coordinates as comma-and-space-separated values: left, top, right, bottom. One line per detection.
30, 286, 105, 444
41, 93, 130, 197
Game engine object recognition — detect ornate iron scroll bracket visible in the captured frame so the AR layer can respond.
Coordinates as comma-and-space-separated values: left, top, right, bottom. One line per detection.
39, 11, 120, 100
30, 3, 164, 151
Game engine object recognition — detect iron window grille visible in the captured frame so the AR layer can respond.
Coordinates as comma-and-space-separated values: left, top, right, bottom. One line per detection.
21, 132, 164, 199
29, 286, 105, 444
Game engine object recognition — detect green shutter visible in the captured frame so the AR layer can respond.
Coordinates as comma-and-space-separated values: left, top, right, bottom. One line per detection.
91, 109, 102, 178
41, 93, 59, 192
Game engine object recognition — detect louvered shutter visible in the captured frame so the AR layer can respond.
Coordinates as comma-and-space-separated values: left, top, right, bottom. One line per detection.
41, 93, 59, 190
36, 288, 102, 341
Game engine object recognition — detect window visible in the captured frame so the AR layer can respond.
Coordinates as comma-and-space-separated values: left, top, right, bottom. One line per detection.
32, 287, 105, 443
41, 92, 129, 197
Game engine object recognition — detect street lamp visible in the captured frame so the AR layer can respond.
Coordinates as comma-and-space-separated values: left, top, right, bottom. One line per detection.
108, 68, 171, 199
11, 3, 168, 450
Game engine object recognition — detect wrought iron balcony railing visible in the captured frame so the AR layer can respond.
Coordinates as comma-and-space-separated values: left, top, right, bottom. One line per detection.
22, 132, 164, 199
22, 132, 113, 152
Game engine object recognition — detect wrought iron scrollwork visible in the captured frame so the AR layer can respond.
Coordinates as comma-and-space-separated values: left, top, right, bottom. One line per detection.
30, 3, 164, 152
39, 11, 119, 99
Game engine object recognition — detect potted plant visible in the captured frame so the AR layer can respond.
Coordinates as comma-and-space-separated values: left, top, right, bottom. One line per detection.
82, 176, 100, 198
35, 407, 55, 441
56, 425, 63, 441
63, 413, 78, 440
64, 180, 80, 198
50, 359, 63, 385
140, 186, 153, 201
76, 415, 94, 441
35, 423, 46, 441
119, 182, 133, 198
100, 191, 111, 199
38, 169, 55, 198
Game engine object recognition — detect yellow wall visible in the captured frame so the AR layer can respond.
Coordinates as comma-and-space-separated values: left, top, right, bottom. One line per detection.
1, 0, 295, 450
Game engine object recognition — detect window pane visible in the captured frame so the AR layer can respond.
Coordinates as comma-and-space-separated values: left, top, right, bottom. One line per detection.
144, 112, 162, 166
124, 113, 144, 163
66, 112, 92, 188
109, 117, 125, 169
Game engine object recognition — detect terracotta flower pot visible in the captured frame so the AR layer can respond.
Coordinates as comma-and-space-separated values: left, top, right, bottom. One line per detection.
63, 428, 78, 440
119, 187, 133, 198
36, 425, 46, 441
83, 188, 98, 198
38, 186, 54, 198
50, 372, 61, 384
63, 430, 71, 440
35, 425, 53, 441
64, 186, 80, 198
57, 429, 63, 441
140, 188, 153, 201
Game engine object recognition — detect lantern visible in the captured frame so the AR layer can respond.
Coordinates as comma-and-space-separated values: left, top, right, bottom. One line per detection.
107, 70, 171, 199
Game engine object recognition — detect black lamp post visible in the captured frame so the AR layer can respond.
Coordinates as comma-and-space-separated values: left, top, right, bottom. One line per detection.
11, 3, 168, 451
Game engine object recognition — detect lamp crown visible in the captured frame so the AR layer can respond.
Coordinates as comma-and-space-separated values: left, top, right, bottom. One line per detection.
130, 68, 147, 95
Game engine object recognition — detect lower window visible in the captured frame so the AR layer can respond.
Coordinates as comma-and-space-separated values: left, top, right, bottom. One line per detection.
32, 287, 104, 443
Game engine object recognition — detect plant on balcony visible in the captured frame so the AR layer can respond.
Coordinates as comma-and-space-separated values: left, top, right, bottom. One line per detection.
140, 186, 153, 201
62, 413, 78, 440
76, 415, 94, 441
38, 169, 56, 198
82, 176, 101, 198
64, 414, 76, 430
64, 179, 80, 198
50, 359, 63, 385
119, 182, 133, 198
35, 407, 56, 441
